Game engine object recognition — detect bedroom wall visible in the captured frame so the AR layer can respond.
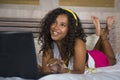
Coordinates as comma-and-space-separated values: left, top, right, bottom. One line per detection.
0, 0, 120, 54
114, 0, 120, 54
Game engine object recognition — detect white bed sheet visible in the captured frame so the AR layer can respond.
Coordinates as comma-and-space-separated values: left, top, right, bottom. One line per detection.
39, 63, 120, 80
39, 53, 120, 80
0, 53, 120, 80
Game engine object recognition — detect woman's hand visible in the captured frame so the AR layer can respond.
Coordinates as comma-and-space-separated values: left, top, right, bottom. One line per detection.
47, 58, 64, 73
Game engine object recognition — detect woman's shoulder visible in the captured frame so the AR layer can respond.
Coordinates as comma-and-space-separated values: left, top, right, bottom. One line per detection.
75, 38, 85, 44
74, 38, 86, 48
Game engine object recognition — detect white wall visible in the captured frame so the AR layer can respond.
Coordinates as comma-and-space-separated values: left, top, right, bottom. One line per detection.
114, 0, 120, 54
0, 0, 115, 19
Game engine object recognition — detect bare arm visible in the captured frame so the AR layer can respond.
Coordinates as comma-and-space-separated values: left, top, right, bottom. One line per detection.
42, 38, 86, 74
42, 49, 52, 73
42, 51, 65, 74
60, 38, 87, 74
73, 38, 87, 73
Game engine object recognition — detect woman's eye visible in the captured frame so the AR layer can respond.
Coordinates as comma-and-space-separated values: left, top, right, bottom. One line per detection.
61, 24, 66, 27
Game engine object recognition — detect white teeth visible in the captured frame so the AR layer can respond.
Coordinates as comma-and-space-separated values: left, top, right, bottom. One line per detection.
53, 31, 58, 35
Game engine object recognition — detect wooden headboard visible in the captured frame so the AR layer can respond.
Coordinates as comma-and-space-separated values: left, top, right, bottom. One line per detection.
0, 17, 106, 37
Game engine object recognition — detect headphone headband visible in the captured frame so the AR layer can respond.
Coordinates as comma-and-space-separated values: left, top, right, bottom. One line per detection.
63, 8, 78, 26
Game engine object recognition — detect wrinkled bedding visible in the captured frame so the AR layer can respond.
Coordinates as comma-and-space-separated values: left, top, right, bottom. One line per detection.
39, 62, 120, 80
0, 53, 120, 80
39, 55, 120, 80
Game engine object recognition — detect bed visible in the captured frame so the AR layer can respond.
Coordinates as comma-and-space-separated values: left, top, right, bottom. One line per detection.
0, 53, 120, 80
0, 17, 120, 80
38, 34, 120, 80
38, 53, 120, 80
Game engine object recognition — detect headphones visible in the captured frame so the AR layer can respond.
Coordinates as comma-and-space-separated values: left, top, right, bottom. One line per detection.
63, 8, 78, 27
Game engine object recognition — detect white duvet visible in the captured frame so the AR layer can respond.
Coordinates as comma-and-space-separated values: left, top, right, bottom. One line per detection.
39, 53, 120, 80
0, 53, 120, 80
39, 64, 120, 80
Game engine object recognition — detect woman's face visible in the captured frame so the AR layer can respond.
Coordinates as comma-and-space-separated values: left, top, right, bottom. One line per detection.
50, 14, 69, 41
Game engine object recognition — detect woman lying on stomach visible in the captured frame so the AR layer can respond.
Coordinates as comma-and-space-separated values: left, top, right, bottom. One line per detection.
38, 7, 116, 74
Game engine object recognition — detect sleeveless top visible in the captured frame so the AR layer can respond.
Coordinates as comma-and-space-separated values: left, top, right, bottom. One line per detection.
53, 42, 73, 69
53, 42, 110, 69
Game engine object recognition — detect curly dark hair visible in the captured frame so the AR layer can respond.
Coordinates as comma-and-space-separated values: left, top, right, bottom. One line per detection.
38, 7, 86, 65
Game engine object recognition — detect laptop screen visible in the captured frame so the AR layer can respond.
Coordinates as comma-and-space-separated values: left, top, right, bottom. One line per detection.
0, 31, 39, 79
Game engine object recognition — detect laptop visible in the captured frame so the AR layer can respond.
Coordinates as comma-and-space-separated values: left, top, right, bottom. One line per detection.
0, 31, 41, 79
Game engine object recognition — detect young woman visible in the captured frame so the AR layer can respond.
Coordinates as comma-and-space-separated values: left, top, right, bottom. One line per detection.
38, 8, 116, 74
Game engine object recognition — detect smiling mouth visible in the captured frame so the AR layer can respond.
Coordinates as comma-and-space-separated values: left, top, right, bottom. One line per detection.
51, 31, 60, 36
53, 31, 58, 35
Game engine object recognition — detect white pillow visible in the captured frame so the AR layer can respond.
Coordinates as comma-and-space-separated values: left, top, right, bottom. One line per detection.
115, 53, 120, 63
86, 34, 99, 50
34, 38, 42, 66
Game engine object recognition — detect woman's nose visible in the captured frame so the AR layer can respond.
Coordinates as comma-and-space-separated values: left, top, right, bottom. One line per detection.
54, 24, 59, 29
